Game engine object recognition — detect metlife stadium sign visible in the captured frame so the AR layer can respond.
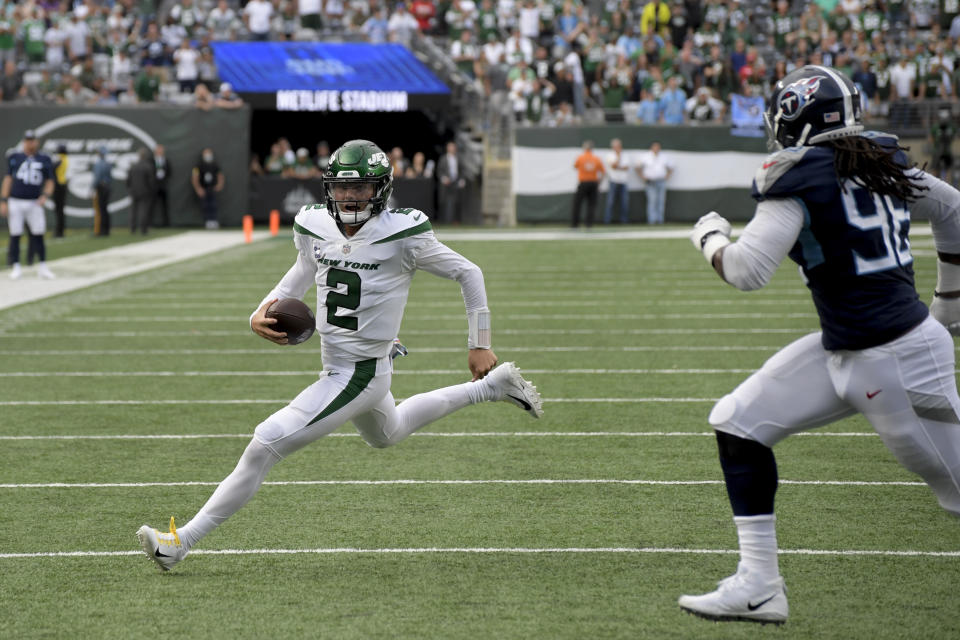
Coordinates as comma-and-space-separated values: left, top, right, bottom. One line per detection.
210, 42, 450, 112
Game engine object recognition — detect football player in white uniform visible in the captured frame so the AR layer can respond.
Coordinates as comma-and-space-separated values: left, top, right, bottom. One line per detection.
137, 139, 543, 571
680, 66, 960, 624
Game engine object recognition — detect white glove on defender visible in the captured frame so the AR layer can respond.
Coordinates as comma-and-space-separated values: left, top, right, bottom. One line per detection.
932, 259, 960, 336
690, 211, 732, 264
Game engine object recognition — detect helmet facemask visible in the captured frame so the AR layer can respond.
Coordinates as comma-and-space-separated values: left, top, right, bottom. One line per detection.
323, 139, 394, 226
324, 175, 390, 226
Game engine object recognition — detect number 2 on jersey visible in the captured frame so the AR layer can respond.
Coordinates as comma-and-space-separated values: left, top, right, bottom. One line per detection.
841, 184, 912, 275
325, 268, 360, 330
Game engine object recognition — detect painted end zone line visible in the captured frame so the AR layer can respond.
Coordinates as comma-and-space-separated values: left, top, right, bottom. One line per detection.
2, 547, 958, 560
0, 479, 926, 488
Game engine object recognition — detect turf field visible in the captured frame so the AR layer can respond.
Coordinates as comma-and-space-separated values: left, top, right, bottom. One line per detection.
1, 229, 958, 639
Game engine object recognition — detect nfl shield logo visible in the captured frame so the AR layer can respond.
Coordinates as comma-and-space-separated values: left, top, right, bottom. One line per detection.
342, 244, 351, 255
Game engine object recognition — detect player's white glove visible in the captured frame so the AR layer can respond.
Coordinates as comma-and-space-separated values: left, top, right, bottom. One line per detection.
690, 211, 732, 264
932, 259, 960, 336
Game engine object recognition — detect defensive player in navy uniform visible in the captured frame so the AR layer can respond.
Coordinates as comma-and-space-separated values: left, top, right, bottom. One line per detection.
1, 129, 55, 280
136, 139, 544, 571
681, 66, 960, 624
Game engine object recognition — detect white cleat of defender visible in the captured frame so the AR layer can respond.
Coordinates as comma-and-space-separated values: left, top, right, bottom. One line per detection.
136, 517, 188, 572
37, 263, 55, 280
485, 361, 543, 418
9, 263, 21, 280
678, 566, 788, 625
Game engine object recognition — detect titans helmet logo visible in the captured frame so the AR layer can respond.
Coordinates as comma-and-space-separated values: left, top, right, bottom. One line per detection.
777, 76, 827, 121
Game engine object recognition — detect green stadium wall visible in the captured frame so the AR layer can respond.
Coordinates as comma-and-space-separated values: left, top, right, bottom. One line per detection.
514, 125, 768, 223
0, 105, 251, 228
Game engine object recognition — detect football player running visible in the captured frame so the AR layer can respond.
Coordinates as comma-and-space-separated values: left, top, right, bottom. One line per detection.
137, 139, 543, 571
680, 66, 960, 624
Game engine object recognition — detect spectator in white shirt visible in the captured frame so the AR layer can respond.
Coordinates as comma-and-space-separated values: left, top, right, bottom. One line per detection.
173, 39, 200, 93
603, 138, 631, 224
387, 2, 419, 46
504, 28, 533, 64
208, 0, 239, 40
636, 141, 674, 225
244, 0, 274, 40
517, 0, 539, 39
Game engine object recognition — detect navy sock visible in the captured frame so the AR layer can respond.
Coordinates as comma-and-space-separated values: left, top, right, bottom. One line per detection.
716, 430, 778, 516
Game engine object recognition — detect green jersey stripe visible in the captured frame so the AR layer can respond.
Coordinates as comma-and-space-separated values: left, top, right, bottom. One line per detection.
372, 219, 432, 244
307, 359, 377, 425
294, 223, 324, 240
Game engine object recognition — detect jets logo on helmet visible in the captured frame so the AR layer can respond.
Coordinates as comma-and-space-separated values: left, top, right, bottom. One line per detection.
777, 76, 826, 121
323, 139, 394, 226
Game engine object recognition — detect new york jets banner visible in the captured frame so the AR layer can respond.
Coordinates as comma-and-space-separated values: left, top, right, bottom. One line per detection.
514, 126, 768, 223
0, 105, 250, 228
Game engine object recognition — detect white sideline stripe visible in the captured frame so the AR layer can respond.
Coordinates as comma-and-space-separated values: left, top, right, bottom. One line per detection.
0, 368, 756, 378
2, 546, 958, 560
0, 328, 813, 338
0, 431, 878, 441
95, 299, 814, 309
50, 313, 818, 323
0, 398, 716, 406
0, 346, 785, 355
0, 479, 926, 488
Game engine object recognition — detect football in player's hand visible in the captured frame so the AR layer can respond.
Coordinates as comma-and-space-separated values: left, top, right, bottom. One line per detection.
266, 298, 316, 345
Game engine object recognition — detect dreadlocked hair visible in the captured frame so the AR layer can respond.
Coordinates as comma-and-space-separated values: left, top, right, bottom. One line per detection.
825, 136, 928, 203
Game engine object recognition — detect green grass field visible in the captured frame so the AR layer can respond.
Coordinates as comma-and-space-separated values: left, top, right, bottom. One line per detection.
1, 230, 958, 639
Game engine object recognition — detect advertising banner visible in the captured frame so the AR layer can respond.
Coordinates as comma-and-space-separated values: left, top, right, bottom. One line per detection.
211, 42, 451, 111
0, 105, 251, 228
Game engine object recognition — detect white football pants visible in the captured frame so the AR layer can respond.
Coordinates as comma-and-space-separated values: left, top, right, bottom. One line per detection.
177, 355, 494, 548
6, 197, 46, 236
709, 315, 960, 515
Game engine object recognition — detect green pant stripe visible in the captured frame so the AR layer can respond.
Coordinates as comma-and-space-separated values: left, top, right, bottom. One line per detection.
307, 359, 378, 425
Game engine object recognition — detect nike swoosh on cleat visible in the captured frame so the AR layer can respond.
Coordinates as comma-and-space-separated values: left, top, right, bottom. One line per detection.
747, 593, 778, 611
866, 389, 882, 399
507, 394, 533, 411
155, 549, 171, 558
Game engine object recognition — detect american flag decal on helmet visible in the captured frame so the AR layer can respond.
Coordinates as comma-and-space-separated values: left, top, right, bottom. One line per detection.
823, 111, 840, 123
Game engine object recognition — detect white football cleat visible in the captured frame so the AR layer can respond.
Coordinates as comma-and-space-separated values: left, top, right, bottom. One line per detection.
9, 263, 21, 280
678, 565, 788, 625
37, 263, 55, 280
136, 517, 188, 571
485, 361, 543, 418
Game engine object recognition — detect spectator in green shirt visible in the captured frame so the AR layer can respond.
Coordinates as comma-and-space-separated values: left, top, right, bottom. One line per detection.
134, 66, 160, 102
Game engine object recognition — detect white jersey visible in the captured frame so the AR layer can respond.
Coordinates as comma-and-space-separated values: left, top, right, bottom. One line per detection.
253, 205, 488, 363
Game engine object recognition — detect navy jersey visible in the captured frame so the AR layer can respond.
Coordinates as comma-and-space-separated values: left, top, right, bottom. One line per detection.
751, 132, 928, 351
7, 152, 54, 200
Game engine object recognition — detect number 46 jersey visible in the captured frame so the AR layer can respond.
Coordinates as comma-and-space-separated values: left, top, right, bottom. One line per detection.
751, 132, 928, 351
7, 151, 54, 200
254, 205, 488, 363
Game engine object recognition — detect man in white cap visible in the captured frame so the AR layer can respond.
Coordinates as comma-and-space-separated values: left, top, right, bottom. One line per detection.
215, 81, 243, 109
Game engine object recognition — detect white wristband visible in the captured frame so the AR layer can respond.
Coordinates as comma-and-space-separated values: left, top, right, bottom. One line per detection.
467, 308, 491, 349
700, 232, 731, 264
937, 259, 960, 294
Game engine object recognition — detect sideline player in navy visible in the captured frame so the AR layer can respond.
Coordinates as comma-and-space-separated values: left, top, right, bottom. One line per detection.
680, 65, 960, 624
1, 129, 55, 280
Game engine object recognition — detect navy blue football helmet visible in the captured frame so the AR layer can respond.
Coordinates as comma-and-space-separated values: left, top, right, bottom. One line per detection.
764, 65, 863, 150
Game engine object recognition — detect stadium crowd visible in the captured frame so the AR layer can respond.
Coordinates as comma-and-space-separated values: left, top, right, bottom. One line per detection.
0, 0, 956, 136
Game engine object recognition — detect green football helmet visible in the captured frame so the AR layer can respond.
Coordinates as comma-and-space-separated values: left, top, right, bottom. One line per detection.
323, 139, 393, 225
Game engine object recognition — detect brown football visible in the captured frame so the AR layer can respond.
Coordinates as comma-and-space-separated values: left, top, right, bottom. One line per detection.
266, 298, 316, 345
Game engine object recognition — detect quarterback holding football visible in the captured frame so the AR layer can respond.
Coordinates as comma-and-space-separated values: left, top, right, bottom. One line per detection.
137, 139, 543, 571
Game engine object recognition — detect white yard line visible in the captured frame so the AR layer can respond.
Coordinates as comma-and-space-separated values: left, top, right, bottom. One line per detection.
0, 479, 926, 489
0, 398, 717, 406
0, 346, 786, 355
0, 369, 756, 377
2, 546, 957, 560
0, 328, 813, 338
0, 431, 877, 440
